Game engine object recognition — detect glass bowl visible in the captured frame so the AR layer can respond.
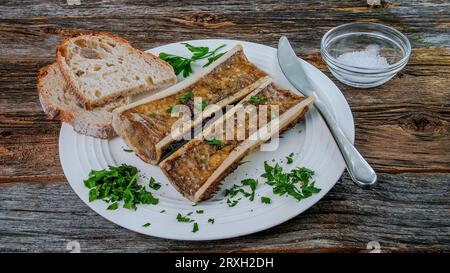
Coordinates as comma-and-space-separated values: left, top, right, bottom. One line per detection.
320, 22, 411, 88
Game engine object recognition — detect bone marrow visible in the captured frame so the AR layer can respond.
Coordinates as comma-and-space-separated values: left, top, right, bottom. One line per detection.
159, 78, 315, 202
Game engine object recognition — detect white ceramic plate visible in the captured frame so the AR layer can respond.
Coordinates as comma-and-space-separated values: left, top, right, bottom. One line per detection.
59, 39, 354, 240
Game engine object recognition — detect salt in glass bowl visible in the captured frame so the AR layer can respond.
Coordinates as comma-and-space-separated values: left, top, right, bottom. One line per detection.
320, 22, 411, 88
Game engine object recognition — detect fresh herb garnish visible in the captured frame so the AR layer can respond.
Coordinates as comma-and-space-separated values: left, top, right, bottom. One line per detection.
84, 164, 159, 210
286, 153, 294, 164
149, 177, 161, 190
246, 95, 266, 105
226, 198, 239, 207
123, 148, 133, 153
241, 178, 258, 201
180, 91, 194, 103
261, 162, 321, 201
159, 44, 227, 77
142, 223, 151, 227
224, 184, 251, 199
107, 202, 119, 210
166, 106, 173, 114
183, 43, 210, 60
158, 53, 192, 77
176, 213, 194, 223
207, 138, 223, 146
192, 222, 199, 233
187, 211, 193, 216
160, 210, 166, 213
166, 144, 178, 155
195, 101, 208, 111
196, 210, 204, 214
261, 197, 271, 204
224, 178, 258, 207
204, 52, 226, 67
208, 218, 215, 224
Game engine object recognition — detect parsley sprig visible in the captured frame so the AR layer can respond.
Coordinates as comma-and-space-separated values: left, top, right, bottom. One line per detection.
159, 43, 227, 77
224, 178, 258, 207
286, 153, 294, 164
261, 162, 321, 201
176, 213, 194, 223
207, 138, 223, 146
245, 95, 266, 105
84, 164, 159, 211
180, 91, 194, 103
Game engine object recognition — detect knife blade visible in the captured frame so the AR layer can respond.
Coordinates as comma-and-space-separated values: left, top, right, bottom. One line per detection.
277, 36, 377, 188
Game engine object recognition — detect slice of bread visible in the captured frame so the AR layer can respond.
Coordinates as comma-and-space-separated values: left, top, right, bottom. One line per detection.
37, 63, 130, 139
56, 32, 177, 109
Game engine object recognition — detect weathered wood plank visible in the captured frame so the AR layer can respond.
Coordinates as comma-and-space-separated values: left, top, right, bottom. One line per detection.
0, 173, 448, 252
0, 0, 449, 58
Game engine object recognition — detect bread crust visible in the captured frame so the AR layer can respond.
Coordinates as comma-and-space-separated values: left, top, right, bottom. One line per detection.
37, 63, 127, 139
37, 64, 75, 123
56, 32, 175, 109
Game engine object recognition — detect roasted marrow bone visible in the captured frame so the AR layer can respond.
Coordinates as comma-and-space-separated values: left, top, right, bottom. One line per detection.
160, 77, 315, 202
112, 45, 267, 164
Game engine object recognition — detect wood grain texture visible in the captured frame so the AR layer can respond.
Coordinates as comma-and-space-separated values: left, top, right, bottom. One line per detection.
0, 0, 449, 252
0, 173, 448, 253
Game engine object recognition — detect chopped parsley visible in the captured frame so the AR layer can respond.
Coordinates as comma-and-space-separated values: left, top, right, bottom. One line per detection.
160, 210, 166, 213
196, 210, 204, 214
166, 106, 173, 114
84, 164, 158, 211
246, 95, 266, 105
107, 202, 119, 210
207, 138, 223, 146
261, 197, 271, 204
142, 223, 151, 227
261, 161, 321, 201
148, 177, 161, 190
192, 222, 199, 233
224, 184, 251, 199
123, 148, 133, 153
180, 91, 194, 103
195, 101, 208, 111
176, 213, 194, 223
166, 144, 179, 155
241, 178, 258, 201
224, 178, 258, 207
286, 153, 294, 164
208, 218, 215, 224
226, 198, 239, 207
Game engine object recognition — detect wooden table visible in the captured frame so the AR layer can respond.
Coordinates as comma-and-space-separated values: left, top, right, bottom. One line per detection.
1, 0, 449, 253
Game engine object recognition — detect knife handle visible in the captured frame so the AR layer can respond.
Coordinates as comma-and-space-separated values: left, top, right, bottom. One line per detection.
315, 101, 377, 188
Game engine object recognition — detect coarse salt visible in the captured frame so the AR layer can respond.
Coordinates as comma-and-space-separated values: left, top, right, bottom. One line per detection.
336, 44, 389, 69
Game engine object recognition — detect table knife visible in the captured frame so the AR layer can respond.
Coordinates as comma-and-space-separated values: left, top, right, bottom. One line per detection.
277, 36, 377, 188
